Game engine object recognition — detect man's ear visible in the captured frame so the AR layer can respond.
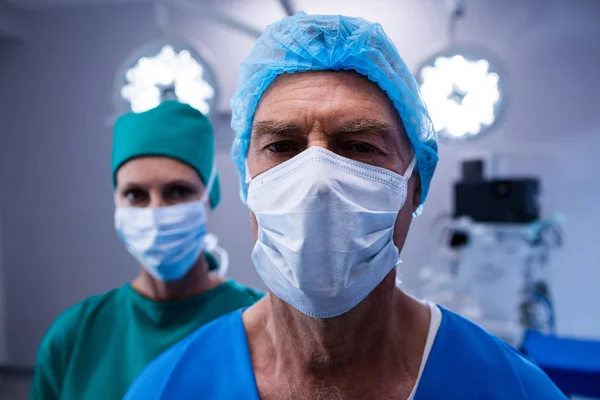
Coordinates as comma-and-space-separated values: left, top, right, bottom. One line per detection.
411, 174, 422, 214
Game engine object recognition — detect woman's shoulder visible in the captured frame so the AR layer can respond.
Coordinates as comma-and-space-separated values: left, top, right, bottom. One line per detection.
223, 279, 265, 303
38, 287, 124, 354
124, 309, 255, 400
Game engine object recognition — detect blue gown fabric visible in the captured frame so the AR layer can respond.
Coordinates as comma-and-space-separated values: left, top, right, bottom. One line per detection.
124, 306, 566, 399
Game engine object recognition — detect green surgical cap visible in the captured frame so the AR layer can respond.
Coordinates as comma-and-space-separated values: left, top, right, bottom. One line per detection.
112, 101, 220, 209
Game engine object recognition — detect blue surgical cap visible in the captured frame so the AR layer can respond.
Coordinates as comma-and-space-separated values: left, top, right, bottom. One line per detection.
230, 12, 439, 214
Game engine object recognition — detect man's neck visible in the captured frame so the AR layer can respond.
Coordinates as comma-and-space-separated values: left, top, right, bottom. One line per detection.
132, 255, 224, 301
244, 271, 431, 398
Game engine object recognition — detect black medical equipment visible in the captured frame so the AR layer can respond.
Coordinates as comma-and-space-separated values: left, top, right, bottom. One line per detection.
453, 159, 540, 223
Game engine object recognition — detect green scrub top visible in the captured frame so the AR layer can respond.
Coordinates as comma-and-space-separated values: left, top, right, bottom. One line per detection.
29, 280, 263, 400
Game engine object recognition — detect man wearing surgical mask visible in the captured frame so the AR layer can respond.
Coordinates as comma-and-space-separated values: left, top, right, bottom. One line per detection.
125, 14, 566, 400
29, 101, 262, 400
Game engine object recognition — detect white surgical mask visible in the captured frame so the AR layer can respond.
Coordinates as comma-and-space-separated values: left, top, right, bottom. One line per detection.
247, 147, 415, 318
115, 165, 217, 281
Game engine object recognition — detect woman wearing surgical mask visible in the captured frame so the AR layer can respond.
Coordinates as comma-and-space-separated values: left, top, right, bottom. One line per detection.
29, 101, 263, 400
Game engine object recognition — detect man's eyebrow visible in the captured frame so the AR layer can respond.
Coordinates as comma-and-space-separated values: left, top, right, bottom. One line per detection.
252, 120, 304, 137
118, 182, 145, 193
251, 119, 400, 139
335, 119, 399, 136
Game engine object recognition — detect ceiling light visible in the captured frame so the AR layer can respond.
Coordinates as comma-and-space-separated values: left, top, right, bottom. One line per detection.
115, 41, 217, 115
417, 50, 503, 140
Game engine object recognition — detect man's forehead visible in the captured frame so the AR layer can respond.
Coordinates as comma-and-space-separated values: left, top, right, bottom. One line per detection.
251, 118, 401, 137
255, 73, 401, 124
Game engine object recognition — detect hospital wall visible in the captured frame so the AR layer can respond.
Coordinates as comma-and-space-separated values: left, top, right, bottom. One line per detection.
0, 202, 6, 364
0, 0, 599, 368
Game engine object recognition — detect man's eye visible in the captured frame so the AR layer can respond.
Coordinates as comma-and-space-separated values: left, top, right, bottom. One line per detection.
267, 142, 293, 153
351, 142, 377, 153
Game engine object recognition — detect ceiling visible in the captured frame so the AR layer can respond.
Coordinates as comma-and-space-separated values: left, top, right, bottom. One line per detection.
4, 0, 152, 9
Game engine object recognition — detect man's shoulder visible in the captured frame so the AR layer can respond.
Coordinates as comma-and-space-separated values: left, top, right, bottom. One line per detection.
504, 345, 567, 399
124, 309, 253, 400
427, 308, 565, 399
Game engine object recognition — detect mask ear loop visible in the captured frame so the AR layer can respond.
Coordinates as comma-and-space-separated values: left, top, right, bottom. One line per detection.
395, 258, 404, 287
396, 155, 417, 286
244, 160, 252, 185
201, 163, 227, 275
404, 156, 417, 179
201, 162, 218, 205
405, 156, 424, 218
204, 233, 230, 277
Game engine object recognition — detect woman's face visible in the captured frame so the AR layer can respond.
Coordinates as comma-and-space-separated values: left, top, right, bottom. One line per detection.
114, 156, 206, 208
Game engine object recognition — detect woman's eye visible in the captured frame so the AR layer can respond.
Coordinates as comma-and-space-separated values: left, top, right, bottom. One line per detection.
351, 142, 377, 153
267, 142, 293, 153
125, 190, 146, 201
166, 186, 194, 200
125, 189, 147, 203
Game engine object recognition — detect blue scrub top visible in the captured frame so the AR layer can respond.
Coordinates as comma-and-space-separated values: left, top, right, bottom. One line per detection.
124, 307, 566, 399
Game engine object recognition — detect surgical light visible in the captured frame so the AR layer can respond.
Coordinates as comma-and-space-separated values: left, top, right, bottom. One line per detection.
418, 51, 503, 140
116, 42, 217, 115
